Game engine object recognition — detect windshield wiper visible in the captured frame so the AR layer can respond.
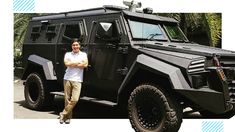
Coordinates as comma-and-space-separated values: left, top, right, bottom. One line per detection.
147, 33, 162, 40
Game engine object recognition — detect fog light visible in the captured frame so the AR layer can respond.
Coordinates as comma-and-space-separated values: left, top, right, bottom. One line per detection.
192, 75, 207, 88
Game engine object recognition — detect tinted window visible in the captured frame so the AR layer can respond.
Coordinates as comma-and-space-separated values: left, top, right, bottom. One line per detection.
64, 24, 81, 39
165, 25, 188, 42
46, 25, 57, 42
32, 26, 41, 33
129, 20, 166, 40
30, 26, 41, 42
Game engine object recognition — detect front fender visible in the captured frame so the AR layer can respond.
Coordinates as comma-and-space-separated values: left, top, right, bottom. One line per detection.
117, 54, 191, 101
23, 55, 57, 80
118, 54, 190, 102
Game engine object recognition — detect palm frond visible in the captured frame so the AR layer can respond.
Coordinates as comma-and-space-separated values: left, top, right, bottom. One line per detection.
204, 13, 221, 47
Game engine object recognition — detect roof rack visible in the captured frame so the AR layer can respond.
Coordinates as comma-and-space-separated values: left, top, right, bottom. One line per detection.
103, 5, 127, 11
32, 5, 127, 21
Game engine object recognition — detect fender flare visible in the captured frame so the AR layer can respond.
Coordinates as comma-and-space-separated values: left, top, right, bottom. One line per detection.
25, 55, 57, 80
117, 54, 190, 102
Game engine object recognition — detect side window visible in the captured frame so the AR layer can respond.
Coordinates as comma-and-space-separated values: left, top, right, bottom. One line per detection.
62, 24, 81, 42
94, 21, 119, 43
30, 24, 59, 43
30, 26, 41, 42
46, 25, 57, 42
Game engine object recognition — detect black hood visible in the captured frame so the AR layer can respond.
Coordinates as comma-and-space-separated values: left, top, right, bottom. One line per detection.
134, 42, 235, 58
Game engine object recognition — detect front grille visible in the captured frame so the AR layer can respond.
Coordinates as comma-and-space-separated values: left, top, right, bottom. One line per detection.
224, 68, 235, 81
221, 60, 235, 67
188, 59, 205, 73
228, 83, 235, 103
221, 60, 235, 81
220, 60, 235, 103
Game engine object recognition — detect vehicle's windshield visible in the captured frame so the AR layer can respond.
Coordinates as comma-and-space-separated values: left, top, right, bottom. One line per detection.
164, 25, 188, 42
128, 20, 167, 41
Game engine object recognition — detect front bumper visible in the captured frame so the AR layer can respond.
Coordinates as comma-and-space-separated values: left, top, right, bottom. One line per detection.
177, 66, 235, 114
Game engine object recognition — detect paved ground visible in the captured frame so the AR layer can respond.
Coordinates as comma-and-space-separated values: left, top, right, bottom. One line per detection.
14, 76, 202, 119
14, 77, 127, 119
14, 78, 60, 119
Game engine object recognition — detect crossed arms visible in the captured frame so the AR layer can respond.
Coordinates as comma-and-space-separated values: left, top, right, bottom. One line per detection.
64, 59, 88, 69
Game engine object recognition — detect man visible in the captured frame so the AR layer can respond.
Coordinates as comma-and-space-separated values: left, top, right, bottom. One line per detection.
59, 38, 88, 124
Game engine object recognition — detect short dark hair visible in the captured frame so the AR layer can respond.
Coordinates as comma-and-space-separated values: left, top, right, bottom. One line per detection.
71, 38, 80, 44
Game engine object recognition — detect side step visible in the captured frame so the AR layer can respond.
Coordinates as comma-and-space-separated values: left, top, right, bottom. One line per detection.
50, 91, 117, 107
50, 91, 64, 96
80, 96, 117, 107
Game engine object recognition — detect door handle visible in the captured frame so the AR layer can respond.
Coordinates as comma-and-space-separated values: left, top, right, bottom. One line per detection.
61, 48, 67, 52
106, 43, 116, 48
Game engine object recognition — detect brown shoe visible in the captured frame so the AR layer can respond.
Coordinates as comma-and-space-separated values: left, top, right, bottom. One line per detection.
59, 113, 65, 124
65, 119, 70, 124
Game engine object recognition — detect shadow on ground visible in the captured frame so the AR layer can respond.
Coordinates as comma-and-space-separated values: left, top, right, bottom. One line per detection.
15, 98, 234, 119
15, 96, 127, 119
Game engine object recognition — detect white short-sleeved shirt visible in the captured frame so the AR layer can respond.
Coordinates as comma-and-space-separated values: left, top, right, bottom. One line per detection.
63, 51, 87, 82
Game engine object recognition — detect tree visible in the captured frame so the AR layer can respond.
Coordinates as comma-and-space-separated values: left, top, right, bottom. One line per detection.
203, 13, 221, 47
14, 14, 39, 50
157, 13, 222, 47
14, 13, 39, 67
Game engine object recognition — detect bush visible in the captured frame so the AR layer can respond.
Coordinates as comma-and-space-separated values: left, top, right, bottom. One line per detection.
14, 49, 22, 68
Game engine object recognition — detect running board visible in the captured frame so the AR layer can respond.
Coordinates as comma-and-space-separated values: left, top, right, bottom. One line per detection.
50, 91, 117, 107
50, 91, 64, 96
80, 96, 117, 107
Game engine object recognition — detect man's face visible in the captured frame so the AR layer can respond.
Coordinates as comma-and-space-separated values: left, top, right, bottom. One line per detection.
72, 42, 80, 53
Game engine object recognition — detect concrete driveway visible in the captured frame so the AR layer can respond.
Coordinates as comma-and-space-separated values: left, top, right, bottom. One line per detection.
14, 77, 127, 119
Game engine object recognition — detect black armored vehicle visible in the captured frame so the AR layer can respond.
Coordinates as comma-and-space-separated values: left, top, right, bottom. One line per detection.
21, 1, 235, 132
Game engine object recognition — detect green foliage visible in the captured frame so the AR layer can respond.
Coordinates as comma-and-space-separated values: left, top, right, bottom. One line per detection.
14, 50, 23, 67
204, 13, 222, 47
156, 13, 221, 47
14, 14, 30, 49
14, 13, 39, 67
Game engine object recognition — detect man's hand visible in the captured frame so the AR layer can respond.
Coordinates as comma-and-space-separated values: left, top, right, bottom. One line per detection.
75, 60, 88, 68
64, 59, 88, 68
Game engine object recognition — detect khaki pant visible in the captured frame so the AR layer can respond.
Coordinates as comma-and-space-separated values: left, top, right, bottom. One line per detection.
61, 80, 82, 119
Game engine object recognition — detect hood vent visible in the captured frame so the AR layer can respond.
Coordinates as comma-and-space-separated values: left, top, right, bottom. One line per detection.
188, 59, 205, 73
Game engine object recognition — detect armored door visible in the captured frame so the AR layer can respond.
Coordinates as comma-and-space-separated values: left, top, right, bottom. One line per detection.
84, 18, 127, 101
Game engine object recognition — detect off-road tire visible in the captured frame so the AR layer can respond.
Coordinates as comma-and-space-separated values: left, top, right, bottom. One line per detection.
24, 73, 54, 110
128, 84, 182, 132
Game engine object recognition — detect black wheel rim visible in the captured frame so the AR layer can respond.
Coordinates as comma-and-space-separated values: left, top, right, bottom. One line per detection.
134, 89, 164, 129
